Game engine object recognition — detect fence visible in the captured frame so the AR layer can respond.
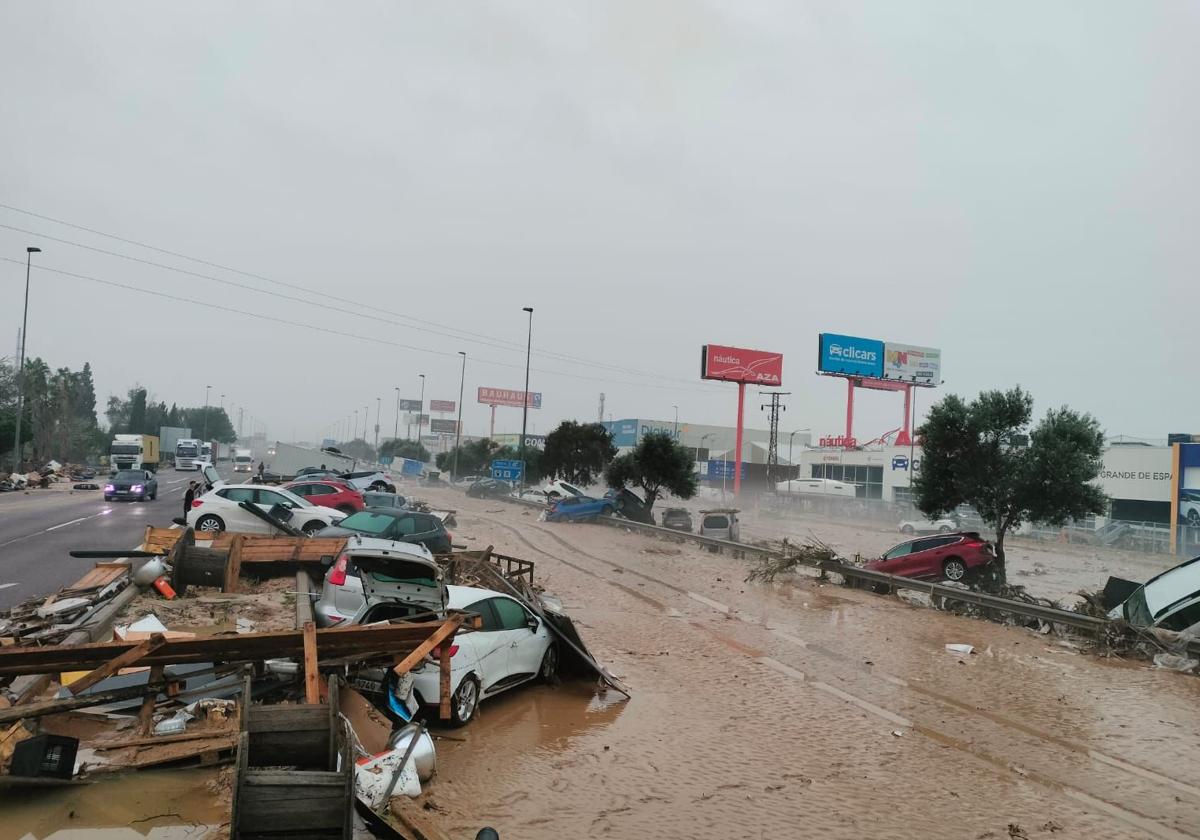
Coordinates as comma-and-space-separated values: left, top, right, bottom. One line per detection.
755, 492, 1183, 556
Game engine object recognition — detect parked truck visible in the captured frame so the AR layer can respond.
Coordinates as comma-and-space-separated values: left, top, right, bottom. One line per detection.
110, 434, 160, 473
158, 426, 192, 466
233, 447, 253, 472
175, 438, 204, 470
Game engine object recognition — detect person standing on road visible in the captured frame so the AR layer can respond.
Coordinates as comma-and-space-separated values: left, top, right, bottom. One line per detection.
183, 481, 197, 522
257, 461, 264, 479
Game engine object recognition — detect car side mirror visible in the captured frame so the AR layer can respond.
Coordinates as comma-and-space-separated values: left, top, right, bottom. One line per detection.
526, 615, 539, 632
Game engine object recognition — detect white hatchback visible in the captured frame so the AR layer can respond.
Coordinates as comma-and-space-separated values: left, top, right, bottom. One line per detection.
403, 585, 556, 726
187, 484, 345, 535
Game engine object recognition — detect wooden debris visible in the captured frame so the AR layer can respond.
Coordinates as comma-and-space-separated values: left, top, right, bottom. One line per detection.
68, 633, 166, 696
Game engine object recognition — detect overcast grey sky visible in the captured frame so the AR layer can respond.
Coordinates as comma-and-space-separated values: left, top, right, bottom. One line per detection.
2, 2, 1195, 444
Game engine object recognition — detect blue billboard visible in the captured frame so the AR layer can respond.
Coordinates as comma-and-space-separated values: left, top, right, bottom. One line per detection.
818, 333, 884, 378
491, 459, 524, 481
706, 460, 747, 480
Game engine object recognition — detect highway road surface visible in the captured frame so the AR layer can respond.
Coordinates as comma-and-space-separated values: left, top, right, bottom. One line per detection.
0, 466, 232, 610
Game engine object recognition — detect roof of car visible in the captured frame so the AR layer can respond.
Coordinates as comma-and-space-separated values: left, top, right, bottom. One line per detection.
446, 583, 507, 608
342, 535, 434, 559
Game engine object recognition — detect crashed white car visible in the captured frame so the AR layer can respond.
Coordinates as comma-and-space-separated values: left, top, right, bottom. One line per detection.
1109, 555, 1200, 633
187, 484, 344, 536
898, 517, 958, 535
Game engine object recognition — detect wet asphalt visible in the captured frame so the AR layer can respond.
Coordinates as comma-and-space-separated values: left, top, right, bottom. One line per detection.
0, 466, 233, 610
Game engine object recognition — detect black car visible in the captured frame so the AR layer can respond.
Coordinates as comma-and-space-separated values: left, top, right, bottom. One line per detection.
105, 469, 158, 502
363, 491, 408, 510
467, 478, 511, 499
661, 507, 693, 532
318, 509, 452, 554
605, 488, 654, 524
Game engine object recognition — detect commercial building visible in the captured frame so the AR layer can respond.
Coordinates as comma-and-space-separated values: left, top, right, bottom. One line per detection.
797, 441, 1175, 523
602, 418, 811, 464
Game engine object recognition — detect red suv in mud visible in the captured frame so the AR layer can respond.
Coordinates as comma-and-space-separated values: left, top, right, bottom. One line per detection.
283, 479, 365, 515
865, 532, 994, 583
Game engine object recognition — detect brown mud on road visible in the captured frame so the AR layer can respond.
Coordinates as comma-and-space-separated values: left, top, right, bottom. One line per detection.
417, 487, 1200, 840
1, 767, 227, 840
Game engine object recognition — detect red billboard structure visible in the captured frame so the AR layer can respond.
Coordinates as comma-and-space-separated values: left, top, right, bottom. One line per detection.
701, 344, 784, 495
477, 387, 543, 438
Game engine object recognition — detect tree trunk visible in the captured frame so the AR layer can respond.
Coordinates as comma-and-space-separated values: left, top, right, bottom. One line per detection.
992, 527, 1008, 589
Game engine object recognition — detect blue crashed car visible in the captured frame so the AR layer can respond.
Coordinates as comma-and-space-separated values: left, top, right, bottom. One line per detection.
545, 495, 615, 522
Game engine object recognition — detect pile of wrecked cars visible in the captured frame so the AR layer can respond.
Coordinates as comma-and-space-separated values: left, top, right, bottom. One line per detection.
0, 502, 627, 839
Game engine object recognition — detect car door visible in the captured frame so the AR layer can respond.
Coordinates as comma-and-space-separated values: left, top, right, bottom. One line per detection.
216, 486, 264, 532
875, 539, 916, 574
460, 598, 512, 695
896, 537, 947, 578
491, 595, 546, 681
288, 483, 314, 502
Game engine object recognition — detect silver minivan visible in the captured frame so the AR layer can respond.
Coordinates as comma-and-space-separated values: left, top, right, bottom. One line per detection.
699, 509, 740, 542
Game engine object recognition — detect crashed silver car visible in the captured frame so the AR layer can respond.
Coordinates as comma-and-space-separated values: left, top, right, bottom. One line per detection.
1108, 555, 1200, 633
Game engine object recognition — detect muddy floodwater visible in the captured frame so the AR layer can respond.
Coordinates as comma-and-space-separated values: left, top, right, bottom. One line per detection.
3, 767, 226, 840
414, 488, 1200, 840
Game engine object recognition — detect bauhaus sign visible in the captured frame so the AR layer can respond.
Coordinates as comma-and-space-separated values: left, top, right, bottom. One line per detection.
700, 344, 784, 385
477, 387, 542, 409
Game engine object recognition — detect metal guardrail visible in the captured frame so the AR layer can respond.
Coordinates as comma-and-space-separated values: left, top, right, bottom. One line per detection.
481, 489, 1200, 656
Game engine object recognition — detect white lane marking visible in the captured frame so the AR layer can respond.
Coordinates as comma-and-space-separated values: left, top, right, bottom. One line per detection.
1062, 788, 1196, 840
45, 516, 87, 532
687, 592, 729, 613
757, 655, 912, 728
0, 583, 18, 590
167, 477, 190, 485
768, 627, 810, 648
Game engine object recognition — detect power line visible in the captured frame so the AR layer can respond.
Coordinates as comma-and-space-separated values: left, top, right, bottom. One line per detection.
0, 205, 713, 388
0, 256, 722, 395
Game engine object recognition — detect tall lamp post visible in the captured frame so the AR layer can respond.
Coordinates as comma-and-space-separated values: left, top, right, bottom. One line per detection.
202, 385, 212, 442
452, 353, 466, 478
518, 307, 533, 492
393, 387, 401, 442
417, 374, 426, 441
10, 247, 41, 476
672, 405, 679, 437
787, 428, 811, 494
374, 396, 381, 453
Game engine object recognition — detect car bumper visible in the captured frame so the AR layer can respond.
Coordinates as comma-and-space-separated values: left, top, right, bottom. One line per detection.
314, 600, 355, 628
108, 490, 146, 498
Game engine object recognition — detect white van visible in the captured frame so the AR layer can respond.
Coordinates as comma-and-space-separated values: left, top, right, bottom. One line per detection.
775, 478, 857, 497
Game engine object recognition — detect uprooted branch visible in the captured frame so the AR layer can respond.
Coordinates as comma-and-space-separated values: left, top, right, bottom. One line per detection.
744, 537, 841, 583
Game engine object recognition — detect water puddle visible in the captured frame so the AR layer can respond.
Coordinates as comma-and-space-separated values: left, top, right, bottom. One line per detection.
2, 767, 227, 840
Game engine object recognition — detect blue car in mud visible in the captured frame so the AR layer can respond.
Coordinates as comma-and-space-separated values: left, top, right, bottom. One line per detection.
545, 495, 615, 522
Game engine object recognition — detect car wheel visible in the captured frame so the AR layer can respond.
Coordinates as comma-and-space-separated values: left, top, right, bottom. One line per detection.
138, 494, 146, 502
151, 490, 157, 500
943, 557, 967, 582
601, 505, 614, 517
539, 644, 559, 683
938, 525, 952, 534
1188, 509, 1200, 526
196, 514, 225, 533
449, 675, 480, 727
901, 524, 915, 535
370, 481, 387, 492
301, 520, 326, 536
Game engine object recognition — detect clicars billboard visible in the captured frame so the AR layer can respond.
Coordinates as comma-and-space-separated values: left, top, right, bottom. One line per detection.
700, 344, 784, 385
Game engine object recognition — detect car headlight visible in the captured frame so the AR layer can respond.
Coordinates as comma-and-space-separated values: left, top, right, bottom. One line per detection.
104, 484, 114, 492
131, 484, 144, 492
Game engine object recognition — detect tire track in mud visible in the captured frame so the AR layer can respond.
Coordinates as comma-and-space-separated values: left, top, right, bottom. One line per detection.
510, 518, 1200, 839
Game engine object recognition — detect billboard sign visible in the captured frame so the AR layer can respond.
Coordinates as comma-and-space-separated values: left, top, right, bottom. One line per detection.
521, 434, 546, 450
882, 342, 942, 386
700, 344, 783, 385
429, 418, 460, 435
817, 333, 884, 379
429, 399, 456, 413
490, 459, 524, 481
396, 399, 422, 412
478, 387, 542, 409
705, 459, 747, 480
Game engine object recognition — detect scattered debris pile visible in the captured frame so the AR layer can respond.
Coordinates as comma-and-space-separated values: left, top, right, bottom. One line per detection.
744, 537, 841, 584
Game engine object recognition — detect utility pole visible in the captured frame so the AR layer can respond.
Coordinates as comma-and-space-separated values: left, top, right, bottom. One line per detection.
11, 246, 40, 476
202, 385, 212, 442
374, 396, 381, 453
518, 307, 533, 493
238, 407, 244, 438
598, 392, 605, 423
760, 391, 790, 486
452, 353, 466, 479
417, 374, 426, 443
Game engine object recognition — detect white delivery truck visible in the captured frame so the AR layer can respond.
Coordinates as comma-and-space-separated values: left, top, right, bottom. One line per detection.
175, 438, 204, 470
233, 448, 253, 473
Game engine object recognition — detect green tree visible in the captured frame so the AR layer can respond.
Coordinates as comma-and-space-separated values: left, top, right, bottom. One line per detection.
914, 387, 1107, 586
380, 438, 431, 463
542, 421, 616, 486
435, 438, 501, 477
128, 388, 148, 434
604, 431, 697, 514
337, 438, 378, 462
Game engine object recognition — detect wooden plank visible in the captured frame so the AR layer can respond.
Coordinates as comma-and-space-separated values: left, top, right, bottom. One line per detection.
391, 614, 463, 679
223, 535, 244, 593
303, 621, 320, 704
391, 799, 455, 840
0, 682, 166, 725
439, 640, 452, 721
295, 570, 315, 628
68, 633, 166, 696
0, 618, 464, 676
138, 665, 166, 735
247, 731, 329, 769
244, 770, 345, 787
95, 728, 237, 750
246, 705, 330, 732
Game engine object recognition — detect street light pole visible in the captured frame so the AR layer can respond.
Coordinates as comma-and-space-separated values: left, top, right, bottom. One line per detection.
10, 246, 40, 476
673, 405, 679, 438
518, 307, 533, 493
394, 387, 401, 443
374, 396, 381, 453
787, 428, 811, 495
418, 374, 426, 441
452, 353, 466, 479
202, 385, 212, 442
